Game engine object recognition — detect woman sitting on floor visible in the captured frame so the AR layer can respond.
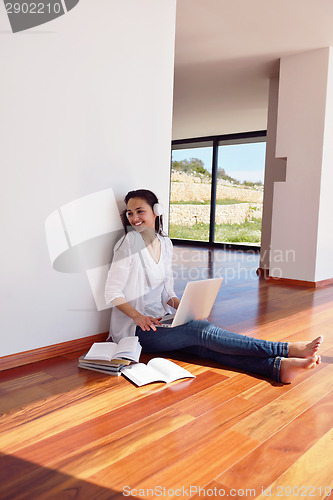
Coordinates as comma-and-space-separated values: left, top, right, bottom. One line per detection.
105, 189, 323, 384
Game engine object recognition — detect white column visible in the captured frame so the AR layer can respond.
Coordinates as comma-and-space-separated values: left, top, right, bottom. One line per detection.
315, 49, 333, 281
259, 73, 286, 271
269, 48, 333, 282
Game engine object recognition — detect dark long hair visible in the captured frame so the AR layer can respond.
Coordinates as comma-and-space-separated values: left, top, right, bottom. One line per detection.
122, 189, 164, 235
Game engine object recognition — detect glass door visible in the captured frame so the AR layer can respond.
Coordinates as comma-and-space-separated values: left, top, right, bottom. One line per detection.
169, 141, 213, 242
214, 140, 266, 246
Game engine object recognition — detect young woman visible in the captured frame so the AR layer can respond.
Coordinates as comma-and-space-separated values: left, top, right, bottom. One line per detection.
105, 189, 323, 384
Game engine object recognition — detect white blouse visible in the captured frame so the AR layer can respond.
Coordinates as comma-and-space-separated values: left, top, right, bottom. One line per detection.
104, 230, 176, 343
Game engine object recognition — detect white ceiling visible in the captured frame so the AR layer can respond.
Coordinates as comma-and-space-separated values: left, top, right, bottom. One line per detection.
172, 0, 333, 140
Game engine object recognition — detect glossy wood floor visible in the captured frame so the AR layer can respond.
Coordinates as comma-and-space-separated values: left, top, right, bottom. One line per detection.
1, 245, 333, 500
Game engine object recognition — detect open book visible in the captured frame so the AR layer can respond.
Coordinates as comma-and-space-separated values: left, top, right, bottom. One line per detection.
121, 358, 195, 386
83, 337, 142, 365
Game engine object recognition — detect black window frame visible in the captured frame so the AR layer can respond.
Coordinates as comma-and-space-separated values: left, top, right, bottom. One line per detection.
170, 130, 267, 251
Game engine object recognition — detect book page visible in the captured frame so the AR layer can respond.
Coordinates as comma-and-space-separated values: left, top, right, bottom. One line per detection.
147, 358, 195, 383
121, 363, 168, 386
84, 342, 117, 361
84, 337, 140, 363
114, 337, 140, 359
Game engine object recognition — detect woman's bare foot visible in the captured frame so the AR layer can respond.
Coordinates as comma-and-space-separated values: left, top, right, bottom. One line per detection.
288, 336, 323, 358
279, 355, 321, 384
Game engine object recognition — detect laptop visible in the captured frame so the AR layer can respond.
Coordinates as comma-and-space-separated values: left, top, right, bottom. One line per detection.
159, 277, 223, 328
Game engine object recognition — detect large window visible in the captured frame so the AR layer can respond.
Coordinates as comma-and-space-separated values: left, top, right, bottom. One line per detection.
169, 132, 266, 247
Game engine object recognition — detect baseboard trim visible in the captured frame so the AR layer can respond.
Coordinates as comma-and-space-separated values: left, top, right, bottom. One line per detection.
0, 332, 108, 372
266, 276, 333, 288
256, 267, 270, 279
256, 268, 333, 288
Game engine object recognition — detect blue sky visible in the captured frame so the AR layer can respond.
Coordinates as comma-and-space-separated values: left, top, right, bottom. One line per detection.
172, 141, 266, 183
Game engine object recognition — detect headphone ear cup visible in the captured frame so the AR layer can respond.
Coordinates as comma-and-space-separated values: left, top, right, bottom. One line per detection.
153, 203, 164, 217
125, 211, 129, 221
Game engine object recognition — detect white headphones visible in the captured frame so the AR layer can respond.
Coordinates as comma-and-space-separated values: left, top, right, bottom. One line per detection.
126, 202, 164, 220
152, 203, 164, 217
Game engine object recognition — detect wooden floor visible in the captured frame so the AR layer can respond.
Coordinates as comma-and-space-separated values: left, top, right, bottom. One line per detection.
1, 245, 333, 500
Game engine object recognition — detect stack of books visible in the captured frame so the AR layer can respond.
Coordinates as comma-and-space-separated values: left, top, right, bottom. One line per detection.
78, 337, 142, 376
79, 337, 195, 386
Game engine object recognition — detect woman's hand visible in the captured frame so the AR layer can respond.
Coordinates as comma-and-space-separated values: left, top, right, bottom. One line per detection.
115, 301, 161, 331
133, 313, 161, 332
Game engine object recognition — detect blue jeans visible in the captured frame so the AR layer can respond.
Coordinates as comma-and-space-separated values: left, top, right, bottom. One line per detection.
136, 320, 289, 382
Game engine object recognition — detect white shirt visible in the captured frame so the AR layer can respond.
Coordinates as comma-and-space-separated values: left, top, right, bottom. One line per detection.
142, 250, 166, 318
105, 230, 176, 343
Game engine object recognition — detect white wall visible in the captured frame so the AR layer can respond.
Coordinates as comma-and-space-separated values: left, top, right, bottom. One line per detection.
0, 0, 176, 356
172, 61, 269, 139
270, 48, 332, 281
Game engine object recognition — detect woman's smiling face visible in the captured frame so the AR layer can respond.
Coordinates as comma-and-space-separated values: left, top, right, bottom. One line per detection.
126, 197, 156, 232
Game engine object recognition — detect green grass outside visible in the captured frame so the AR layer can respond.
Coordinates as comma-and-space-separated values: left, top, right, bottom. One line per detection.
169, 218, 262, 244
